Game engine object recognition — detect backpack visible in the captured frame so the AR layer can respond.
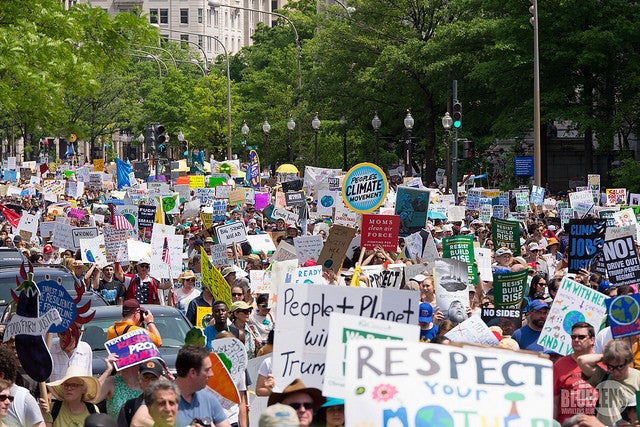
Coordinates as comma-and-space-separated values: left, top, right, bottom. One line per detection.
51, 399, 97, 423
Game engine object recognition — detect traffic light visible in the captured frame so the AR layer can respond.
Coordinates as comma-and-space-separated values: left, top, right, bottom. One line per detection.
452, 101, 462, 128
145, 124, 156, 155
180, 140, 189, 157
463, 139, 474, 159
156, 124, 167, 154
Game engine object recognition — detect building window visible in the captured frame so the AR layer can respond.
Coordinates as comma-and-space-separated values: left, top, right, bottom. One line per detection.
197, 8, 203, 23
180, 8, 189, 24
149, 8, 158, 24
180, 34, 189, 44
198, 35, 204, 48
160, 9, 169, 24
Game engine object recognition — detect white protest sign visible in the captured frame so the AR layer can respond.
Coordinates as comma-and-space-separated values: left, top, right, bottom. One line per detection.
249, 270, 269, 293
316, 190, 339, 217
17, 213, 39, 237
293, 235, 323, 263
606, 224, 637, 241
51, 222, 75, 250
360, 264, 405, 289
537, 277, 609, 355
445, 315, 500, 345
216, 221, 248, 246
39, 221, 55, 239
344, 341, 553, 426
269, 241, 298, 262
271, 207, 298, 224
210, 243, 230, 268
273, 283, 420, 391
174, 184, 191, 202
103, 226, 129, 263
333, 204, 358, 227
324, 313, 418, 398
208, 338, 248, 384
293, 266, 323, 284
474, 247, 493, 279
569, 190, 595, 217
150, 223, 182, 280
612, 208, 638, 227
246, 234, 277, 254
79, 235, 108, 268
127, 239, 152, 262
195, 188, 217, 206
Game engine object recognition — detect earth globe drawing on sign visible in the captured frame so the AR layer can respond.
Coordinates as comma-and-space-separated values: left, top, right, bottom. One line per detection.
123, 213, 136, 227
414, 406, 454, 427
610, 295, 640, 326
562, 310, 586, 334
321, 195, 334, 207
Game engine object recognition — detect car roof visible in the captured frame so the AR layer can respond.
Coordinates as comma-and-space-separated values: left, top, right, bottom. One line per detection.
89, 305, 186, 317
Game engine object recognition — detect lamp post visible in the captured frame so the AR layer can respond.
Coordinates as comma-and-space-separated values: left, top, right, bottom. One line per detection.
334, 0, 355, 16
262, 119, 270, 168
137, 133, 144, 159
340, 115, 347, 171
530, 0, 541, 186
287, 115, 296, 163
312, 113, 321, 166
442, 112, 453, 193
241, 121, 249, 156
403, 110, 414, 178
371, 111, 381, 166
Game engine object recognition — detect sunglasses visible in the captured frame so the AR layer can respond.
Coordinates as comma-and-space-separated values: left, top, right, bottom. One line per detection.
232, 293, 244, 297
0, 394, 13, 402
606, 363, 627, 372
185, 278, 196, 282
138, 264, 150, 269
289, 402, 314, 410
570, 334, 589, 340
236, 309, 251, 314
259, 304, 270, 309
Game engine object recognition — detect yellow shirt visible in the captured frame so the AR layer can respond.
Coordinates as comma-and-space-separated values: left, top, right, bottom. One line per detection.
106, 320, 162, 347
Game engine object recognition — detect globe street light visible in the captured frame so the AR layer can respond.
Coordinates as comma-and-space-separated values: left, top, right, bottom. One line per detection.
340, 115, 347, 171
241, 121, 249, 154
442, 112, 453, 193
312, 113, 321, 166
262, 119, 271, 170
287, 115, 296, 163
371, 111, 381, 166
403, 109, 414, 178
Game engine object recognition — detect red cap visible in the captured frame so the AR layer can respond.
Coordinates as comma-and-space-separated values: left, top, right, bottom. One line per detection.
43, 244, 53, 254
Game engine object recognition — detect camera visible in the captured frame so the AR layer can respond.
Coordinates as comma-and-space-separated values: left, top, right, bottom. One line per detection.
191, 418, 212, 426
140, 310, 149, 321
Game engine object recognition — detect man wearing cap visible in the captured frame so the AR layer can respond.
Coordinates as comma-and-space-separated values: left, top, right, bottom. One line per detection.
91, 264, 125, 306
492, 247, 512, 271
106, 299, 162, 347
511, 299, 549, 352
221, 266, 237, 287
258, 404, 299, 427
418, 302, 439, 343
117, 358, 165, 427
41, 244, 55, 265
267, 379, 325, 427
526, 242, 549, 280
442, 224, 454, 239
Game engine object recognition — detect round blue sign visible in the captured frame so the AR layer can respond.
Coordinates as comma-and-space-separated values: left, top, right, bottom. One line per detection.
342, 163, 388, 213
38, 280, 78, 333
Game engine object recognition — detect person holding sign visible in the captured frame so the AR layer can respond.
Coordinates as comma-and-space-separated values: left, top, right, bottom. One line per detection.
106, 299, 162, 348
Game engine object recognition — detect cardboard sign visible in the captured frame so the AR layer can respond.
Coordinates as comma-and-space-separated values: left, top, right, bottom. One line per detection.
210, 243, 230, 268
270, 241, 298, 262
341, 163, 388, 213
137, 205, 156, 228
272, 283, 420, 391
216, 221, 248, 246
607, 294, 640, 338
602, 236, 640, 286
105, 329, 161, 371
215, 185, 233, 200
537, 277, 608, 355
208, 338, 248, 384
360, 214, 400, 251
72, 227, 99, 249
323, 313, 419, 398
344, 341, 553, 426
38, 280, 78, 334
317, 225, 357, 274
434, 258, 470, 323
361, 264, 404, 289
567, 219, 606, 273
394, 186, 429, 236
293, 235, 324, 263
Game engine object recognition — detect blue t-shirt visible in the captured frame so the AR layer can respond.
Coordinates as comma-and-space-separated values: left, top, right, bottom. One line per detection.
419, 325, 439, 343
176, 389, 227, 426
511, 324, 543, 352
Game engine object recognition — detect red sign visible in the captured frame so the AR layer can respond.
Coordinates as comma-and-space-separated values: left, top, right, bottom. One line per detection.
360, 214, 400, 251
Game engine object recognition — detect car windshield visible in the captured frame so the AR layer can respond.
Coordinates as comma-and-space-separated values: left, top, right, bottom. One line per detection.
81, 311, 191, 351
0, 268, 78, 306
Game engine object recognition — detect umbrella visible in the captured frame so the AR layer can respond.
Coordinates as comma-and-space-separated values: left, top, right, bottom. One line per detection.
427, 211, 447, 220
276, 164, 299, 174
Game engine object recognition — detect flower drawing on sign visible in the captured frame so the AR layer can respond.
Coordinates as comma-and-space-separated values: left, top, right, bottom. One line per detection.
371, 383, 398, 402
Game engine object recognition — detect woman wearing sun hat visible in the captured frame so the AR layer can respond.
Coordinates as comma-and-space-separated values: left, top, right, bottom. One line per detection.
174, 270, 201, 314
39, 365, 101, 426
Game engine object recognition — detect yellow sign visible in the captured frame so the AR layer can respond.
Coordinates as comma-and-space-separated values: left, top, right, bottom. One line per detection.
93, 159, 104, 172
190, 175, 205, 189
68, 133, 77, 143
200, 246, 231, 308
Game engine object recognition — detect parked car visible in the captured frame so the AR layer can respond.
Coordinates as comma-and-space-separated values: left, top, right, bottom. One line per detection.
81, 305, 192, 376
0, 248, 27, 269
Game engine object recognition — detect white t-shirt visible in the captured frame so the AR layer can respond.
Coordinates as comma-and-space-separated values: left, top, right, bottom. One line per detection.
5, 384, 44, 427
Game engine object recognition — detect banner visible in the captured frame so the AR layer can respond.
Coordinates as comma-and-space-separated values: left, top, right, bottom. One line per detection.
105, 329, 160, 371
607, 294, 640, 338
247, 150, 260, 188
492, 269, 528, 307
272, 283, 419, 391
434, 258, 470, 323
394, 186, 429, 236
537, 277, 608, 355
442, 235, 478, 284
567, 219, 606, 273
360, 214, 400, 251
344, 341, 553, 426
602, 236, 640, 286
491, 218, 521, 256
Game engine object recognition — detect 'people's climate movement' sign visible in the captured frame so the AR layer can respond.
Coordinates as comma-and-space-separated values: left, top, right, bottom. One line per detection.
342, 162, 388, 213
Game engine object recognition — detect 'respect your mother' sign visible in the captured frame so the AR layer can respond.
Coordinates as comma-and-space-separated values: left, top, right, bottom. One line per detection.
345, 341, 553, 426
341, 163, 388, 213
273, 283, 419, 391
105, 329, 160, 371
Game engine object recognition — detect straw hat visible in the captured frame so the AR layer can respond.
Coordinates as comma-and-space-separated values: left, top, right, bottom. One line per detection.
47, 365, 101, 403
179, 270, 196, 281
267, 378, 325, 411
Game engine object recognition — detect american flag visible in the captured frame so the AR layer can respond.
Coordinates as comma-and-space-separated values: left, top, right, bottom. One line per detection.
162, 237, 170, 264
112, 214, 134, 230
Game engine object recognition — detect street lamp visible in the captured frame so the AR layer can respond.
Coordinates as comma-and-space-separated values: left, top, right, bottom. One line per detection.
262, 119, 271, 169
334, 0, 355, 16
312, 113, 321, 166
241, 121, 249, 154
287, 115, 296, 163
137, 133, 144, 159
371, 112, 381, 166
442, 112, 453, 193
403, 110, 414, 178
340, 115, 347, 171
530, 0, 541, 185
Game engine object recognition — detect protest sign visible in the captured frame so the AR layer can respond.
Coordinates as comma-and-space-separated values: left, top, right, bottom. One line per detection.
445, 315, 500, 345
211, 200, 227, 221
394, 186, 429, 236
538, 277, 608, 355
137, 205, 156, 228
481, 307, 522, 336
103, 226, 129, 263
597, 207, 618, 228
434, 258, 470, 322
79, 235, 108, 268
17, 213, 39, 241
492, 269, 528, 308
249, 270, 269, 293
333, 204, 358, 227
150, 224, 183, 280
606, 188, 627, 206
361, 264, 405, 289
210, 243, 230, 268
208, 338, 248, 384
607, 294, 640, 338
216, 221, 248, 246
285, 191, 306, 207
293, 265, 323, 284
293, 235, 324, 263
569, 190, 595, 217
272, 283, 419, 391
195, 188, 217, 206
316, 190, 339, 217
344, 341, 553, 426
228, 188, 246, 206
478, 204, 492, 223
605, 224, 637, 241
630, 193, 640, 206
270, 206, 298, 224
71, 227, 99, 250
588, 174, 601, 202
189, 175, 205, 189
323, 313, 419, 398
246, 234, 277, 254
491, 217, 521, 256
270, 241, 298, 262
51, 222, 75, 250
474, 247, 492, 279
567, 219, 606, 273
38, 280, 77, 333
530, 185, 545, 205
105, 329, 160, 371
360, 214, 400, 251
602, 236, 640, 286
442, 235, 477, 284
612, 208, 637, 227
342, 163, 388, 213
215, 185, 233, 199
465, 187, 481, 210
317, 225, 357, 274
